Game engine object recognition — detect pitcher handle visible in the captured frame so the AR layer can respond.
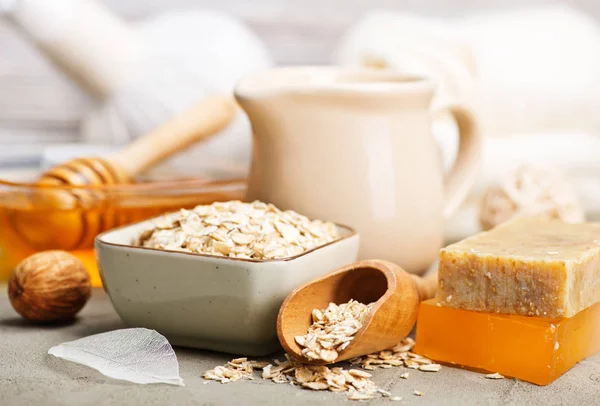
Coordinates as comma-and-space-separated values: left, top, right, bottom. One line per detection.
435, 104, 482, 219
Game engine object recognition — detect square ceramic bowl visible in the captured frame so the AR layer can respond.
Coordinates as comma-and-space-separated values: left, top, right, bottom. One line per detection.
95, 217, 359, 356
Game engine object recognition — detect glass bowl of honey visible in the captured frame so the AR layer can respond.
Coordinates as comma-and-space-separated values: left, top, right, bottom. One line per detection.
0, 175, 246, 287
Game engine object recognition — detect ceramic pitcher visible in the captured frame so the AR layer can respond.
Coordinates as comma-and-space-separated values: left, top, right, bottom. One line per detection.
235, 67, 481, 274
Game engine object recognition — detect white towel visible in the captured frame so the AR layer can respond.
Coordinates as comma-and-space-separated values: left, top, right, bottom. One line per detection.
335, 5, 600, 136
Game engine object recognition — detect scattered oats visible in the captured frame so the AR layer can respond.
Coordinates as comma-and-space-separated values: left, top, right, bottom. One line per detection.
134, 200, 340, 260
203, 358, 261, 383
303, 381, 330, 390
261, 364, 272, 379
379, 350, 393, 360
248, 361, 269, 369
419, 363, 442, 372
204, 354, 383, 401
405, 361, 420, 369
554, 341, 560, 350
349, 337, 435, 372
349, 369, 372, 378
294, 367, 314, 383
348, 392, 376, 400
363, 365, 376, 370
413, 390, 424, 396
296, 299, 374, 362
204, 336, 434, 401
446, 295, 453, 302
484, 372, 504, 380
410, 356, 432, 365
377, 389, 392, 397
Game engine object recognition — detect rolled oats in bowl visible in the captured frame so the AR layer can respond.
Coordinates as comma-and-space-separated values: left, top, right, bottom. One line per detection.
133, 200, 340, 259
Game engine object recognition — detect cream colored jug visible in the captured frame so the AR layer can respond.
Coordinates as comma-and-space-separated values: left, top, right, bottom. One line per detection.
235, 67, 481, 274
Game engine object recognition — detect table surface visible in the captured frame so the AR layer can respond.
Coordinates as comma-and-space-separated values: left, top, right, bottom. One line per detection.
1, 288, 599, 406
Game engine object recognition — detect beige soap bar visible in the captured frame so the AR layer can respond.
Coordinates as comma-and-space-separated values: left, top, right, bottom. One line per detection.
438, 217, 600, 317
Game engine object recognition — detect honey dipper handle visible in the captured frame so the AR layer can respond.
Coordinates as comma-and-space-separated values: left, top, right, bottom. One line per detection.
108, 95, 237, 176
411, 273, 438, 301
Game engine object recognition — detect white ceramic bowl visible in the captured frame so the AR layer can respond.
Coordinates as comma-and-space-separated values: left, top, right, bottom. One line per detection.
95, 218, 359, 356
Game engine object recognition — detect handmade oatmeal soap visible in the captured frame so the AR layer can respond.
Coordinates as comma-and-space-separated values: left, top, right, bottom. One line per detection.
414, 299, 600, 385
438, 217, 600, 317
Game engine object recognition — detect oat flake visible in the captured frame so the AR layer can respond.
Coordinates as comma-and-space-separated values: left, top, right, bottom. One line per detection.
484, 372, 505, 380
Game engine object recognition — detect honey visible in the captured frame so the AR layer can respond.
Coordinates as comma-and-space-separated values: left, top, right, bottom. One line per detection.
0, 181, 245, 286
414, 299, 600, 385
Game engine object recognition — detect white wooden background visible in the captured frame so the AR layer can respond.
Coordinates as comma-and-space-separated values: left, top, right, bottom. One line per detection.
1, 0, 599, 165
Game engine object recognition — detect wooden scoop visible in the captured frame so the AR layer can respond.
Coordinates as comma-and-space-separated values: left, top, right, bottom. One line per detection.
277, 259, 437, 364
9, 95, 237, 251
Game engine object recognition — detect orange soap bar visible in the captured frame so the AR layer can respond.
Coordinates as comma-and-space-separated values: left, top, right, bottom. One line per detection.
414, 299, 600, 385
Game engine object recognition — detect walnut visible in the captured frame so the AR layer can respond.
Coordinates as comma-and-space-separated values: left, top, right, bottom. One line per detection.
8, 251, 91, 322
479, 165, 585, 231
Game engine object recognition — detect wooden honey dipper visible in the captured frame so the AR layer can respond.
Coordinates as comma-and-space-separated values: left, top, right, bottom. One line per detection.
9, 95, 237, 251
277, 259, 438, 364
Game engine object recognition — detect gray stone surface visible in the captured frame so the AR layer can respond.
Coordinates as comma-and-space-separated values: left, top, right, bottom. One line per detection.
0, 287, 599, 406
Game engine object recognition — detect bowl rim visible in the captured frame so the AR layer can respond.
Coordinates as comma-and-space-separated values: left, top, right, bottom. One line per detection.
96, 216, 358, 264
0, 177, 246, 192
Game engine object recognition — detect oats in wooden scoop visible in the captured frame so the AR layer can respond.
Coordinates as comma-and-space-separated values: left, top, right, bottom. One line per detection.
295, 300, 374, 363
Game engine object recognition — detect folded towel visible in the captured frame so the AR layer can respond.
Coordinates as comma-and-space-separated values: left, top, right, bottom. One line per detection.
335, 5, 600, 136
